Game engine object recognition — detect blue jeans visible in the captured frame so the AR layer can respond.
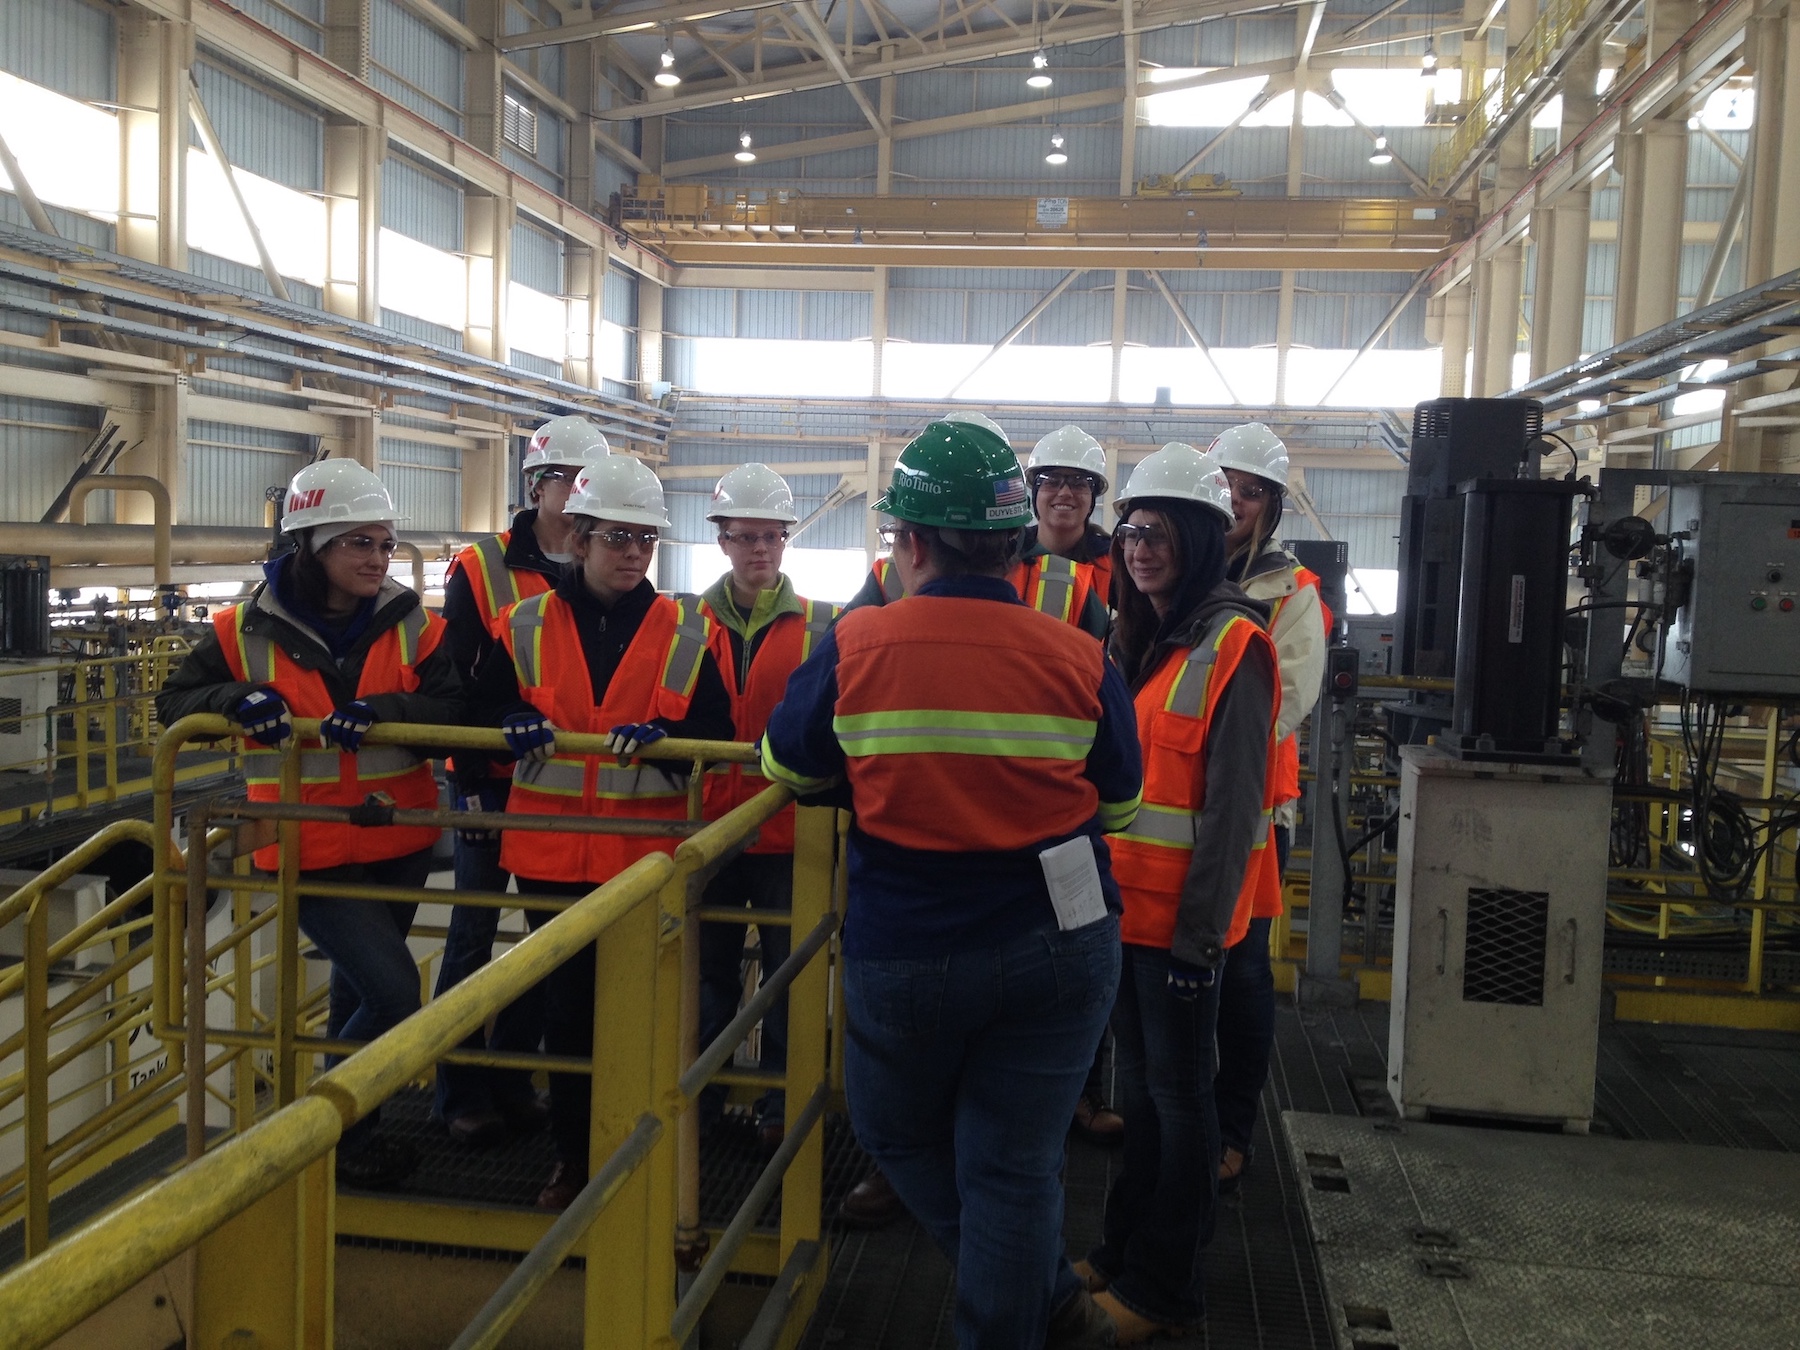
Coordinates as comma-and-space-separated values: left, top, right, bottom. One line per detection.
1214, 824, 1287, 1154
844, 915, 1120, 1350
1090, 942, 1224, 1326
432, 830, 545, 1123
697, 853, 793, 1129
297, 849, 431, 1147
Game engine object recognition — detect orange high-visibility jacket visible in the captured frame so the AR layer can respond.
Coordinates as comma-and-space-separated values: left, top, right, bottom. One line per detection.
830, 597, 1106, 853
1268, 565, 1332, 805
699, 595, 839, 854
870, 554, 1097, 628
450, 531, 555, 640
498, 590, 712, 884
1108, 611, 1281, 952
215, 602, 445, 871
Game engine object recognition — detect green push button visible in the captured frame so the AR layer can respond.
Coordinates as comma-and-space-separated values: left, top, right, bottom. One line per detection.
1752, 596, 1769, 611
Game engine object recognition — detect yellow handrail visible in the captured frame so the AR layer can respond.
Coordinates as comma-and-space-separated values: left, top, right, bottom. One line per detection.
0, 853, 676, 1350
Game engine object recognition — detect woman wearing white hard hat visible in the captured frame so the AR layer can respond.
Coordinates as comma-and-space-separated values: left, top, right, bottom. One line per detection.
1077, 442, 1281, 1343
1202, 422, 1330, 1201
432, 415, 611, 1149
1025, 423, 1115, 610
464, 453, 733, 1210
157, 458, 464, 1190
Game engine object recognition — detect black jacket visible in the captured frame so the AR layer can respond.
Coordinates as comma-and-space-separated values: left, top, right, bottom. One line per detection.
156, 577, 467, 736
460, 575, 733, 788
441, 509, 568, 682
1112, 580, 1276, 969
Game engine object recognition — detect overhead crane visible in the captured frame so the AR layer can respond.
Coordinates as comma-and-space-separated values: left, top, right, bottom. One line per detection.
617, 187, 1477, 271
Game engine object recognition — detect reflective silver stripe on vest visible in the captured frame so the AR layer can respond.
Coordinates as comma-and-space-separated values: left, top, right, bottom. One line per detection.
244, 743, 422, 785
801, 600, 838, 660
392, 605, 430, 665
515, 756, 688, 799
239, 628, 279, 684
662, 596, 709, 699
1114, 802, 1199, 848
509, 593, 553, 689
880, 561, 903, 603
1033, 554, 1077, 620
474, 534, 518, 618
1164, 642, 1219, 719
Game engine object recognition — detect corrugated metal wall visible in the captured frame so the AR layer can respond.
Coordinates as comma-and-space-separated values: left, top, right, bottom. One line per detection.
1277, 468, 1405, 569
231, 0, 325, 53
192, 58, 325, 192
378, 436, 462, 531
511, 219, 563, 293
0, 394, 105, 523
370, 0, 465, 135
382, 153, 465, 250
185, 421, 310, 526
603, 268, 638, 327
0, 0, 114, 101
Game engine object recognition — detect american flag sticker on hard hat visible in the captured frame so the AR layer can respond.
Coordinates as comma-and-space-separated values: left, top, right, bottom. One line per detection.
993, 476, 1026, 507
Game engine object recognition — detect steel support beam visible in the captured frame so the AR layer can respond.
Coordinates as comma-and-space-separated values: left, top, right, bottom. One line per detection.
1146, 270, 1241, 402
946, 271, 1084, 398
787, 3, 889, 137
187, 74, 291, 302
1440, 282, 1471, 395
1316, 269, 1431, 404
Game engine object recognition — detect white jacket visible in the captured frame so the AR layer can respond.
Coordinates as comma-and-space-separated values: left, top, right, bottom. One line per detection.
1237, 540, 1329, 823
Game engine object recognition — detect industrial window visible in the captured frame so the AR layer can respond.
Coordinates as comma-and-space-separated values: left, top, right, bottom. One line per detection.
502, 91, 538, 155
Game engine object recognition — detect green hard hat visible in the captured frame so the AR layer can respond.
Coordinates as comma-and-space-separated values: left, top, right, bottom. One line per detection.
873, 421, 1032, 530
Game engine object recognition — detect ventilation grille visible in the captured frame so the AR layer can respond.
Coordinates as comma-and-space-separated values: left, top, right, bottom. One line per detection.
0, 696, 21, 735
502, 93, 538, 155
1462, 887, 1547, 1006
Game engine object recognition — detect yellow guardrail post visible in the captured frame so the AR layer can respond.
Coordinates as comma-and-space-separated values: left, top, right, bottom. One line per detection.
780, 805, 833, 1274
22, 893, 52, 1257
585, 862, 667, 1349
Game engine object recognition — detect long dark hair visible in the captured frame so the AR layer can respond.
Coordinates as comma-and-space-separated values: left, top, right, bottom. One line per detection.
1226, 487, 1285, 582
284, 530, 336, 618
1110, 497, 1229, 687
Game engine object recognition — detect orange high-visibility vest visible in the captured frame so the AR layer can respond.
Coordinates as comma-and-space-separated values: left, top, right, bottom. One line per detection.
1088, 550, 1115, 611
498, 590, 712, 884
216, 601, 446, 871
450, 532, 555, 640
831, 598, 1105, 853
1267, 565, 1333, 805
1108, 612, 1280, 952
870, 554, 1095, 628
699, 596, 839, 854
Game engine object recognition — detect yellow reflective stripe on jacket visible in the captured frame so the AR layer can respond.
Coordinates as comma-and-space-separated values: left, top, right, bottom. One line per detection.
832, 709, 1098, 760
470, 534, 519, 622
801, 599, 839, 660
1113, 801, 1272, 851
1031, 555, 1078, 623
761, 738, 834, 792
876, 558, 903, 603
662, 596, 710, 700
392, 605, 430, 666
509, 592, 553, 689
1097, 791, 1143, 833
243, 743, 423, 786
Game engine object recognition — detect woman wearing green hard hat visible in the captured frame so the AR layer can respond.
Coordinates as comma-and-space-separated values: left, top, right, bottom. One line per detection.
762, 420, 1142, 1349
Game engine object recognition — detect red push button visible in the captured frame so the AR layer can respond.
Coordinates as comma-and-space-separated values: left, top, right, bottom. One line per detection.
1783, 598, 1795, 613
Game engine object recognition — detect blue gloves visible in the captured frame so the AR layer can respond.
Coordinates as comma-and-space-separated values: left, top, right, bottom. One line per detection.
319, 700, 379, 752
233, 688, 292, 747
502, 706, 556, 762
1167, 956, 1217, 1001
606, 722, 667, 756
454, 781, 507, 844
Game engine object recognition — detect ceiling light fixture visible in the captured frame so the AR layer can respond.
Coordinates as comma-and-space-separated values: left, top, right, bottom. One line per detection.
1421, 39, 1437, 73
1028, 50, 1053, 89
735, 131, 756, 163
655, 32, 681, 87
1045, 131, 1068, 165
1369, 134, 1393, 165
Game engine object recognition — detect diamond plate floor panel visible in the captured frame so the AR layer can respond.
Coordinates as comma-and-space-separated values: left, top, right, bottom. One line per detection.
1283, 1110, 1800, 1349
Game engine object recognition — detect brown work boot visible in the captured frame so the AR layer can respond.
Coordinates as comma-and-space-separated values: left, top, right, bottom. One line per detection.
1090, 1291, 1185, 1346
1072, 1258, 1110, 1293
1072, 1089, 1125, 1145
838, 1167, 906, 1228
535, 1160, 587, 1211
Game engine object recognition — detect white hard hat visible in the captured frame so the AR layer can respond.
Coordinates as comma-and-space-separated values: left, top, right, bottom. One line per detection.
523, 416, 611, 476
1115, 442, 1233, 524
941, 410, 1008, 440
281, 459, 399, 535
1027, 425, 1108, 493
708, 463, 798, 523
565, 455, 672, 529
1207, 422, 1289, 488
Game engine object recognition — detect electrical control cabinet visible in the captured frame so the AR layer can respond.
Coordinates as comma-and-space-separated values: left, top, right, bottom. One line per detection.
1658, 481, 1800, 696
